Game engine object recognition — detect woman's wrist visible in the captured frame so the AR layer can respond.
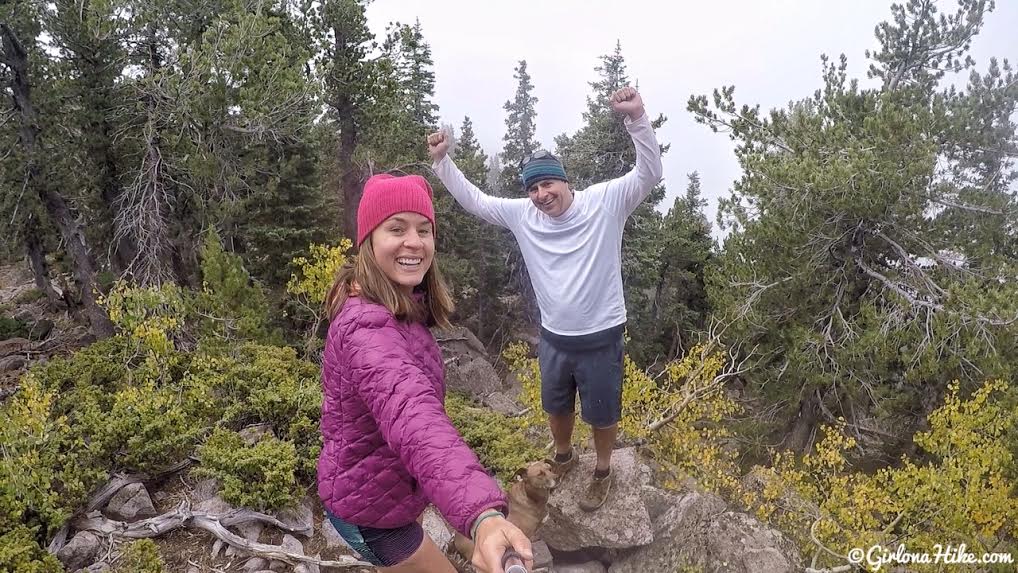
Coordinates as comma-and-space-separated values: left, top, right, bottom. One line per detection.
470, 508, 505, 541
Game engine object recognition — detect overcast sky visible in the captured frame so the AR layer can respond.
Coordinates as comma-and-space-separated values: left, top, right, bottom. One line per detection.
364, 0, 1017, 231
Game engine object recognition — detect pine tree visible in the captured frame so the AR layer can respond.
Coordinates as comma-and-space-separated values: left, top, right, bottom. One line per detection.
652, 172, 715, 360
690, 1, 1018, 453
498, 60, 539, 196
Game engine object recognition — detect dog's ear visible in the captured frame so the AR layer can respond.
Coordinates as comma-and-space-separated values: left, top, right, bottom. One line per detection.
513, 467, 528, 481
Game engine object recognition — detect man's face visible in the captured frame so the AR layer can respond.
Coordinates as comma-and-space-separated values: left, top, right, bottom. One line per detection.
527, 179, 573, 217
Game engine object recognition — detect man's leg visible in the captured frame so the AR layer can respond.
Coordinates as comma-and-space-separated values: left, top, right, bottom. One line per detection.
592, 423, 617, 472
549, 412, 576, 457
575, 327, 625, 511
539, 336, 579, 477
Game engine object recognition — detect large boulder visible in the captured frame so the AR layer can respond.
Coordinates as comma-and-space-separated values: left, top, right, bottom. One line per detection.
608, 490, 802, 573
56, 531, 101, 572
540, 448, 654, 552
437, 327, 505, 400
104, 483, 157, 522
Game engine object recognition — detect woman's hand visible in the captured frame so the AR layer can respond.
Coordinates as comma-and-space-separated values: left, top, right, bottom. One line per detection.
471, 514, 533, 573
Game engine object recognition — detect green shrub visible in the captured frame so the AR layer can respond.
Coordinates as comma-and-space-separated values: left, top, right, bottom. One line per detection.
194, 428, 303, 511
13, 288, 45, 305
182, 342, 322, 480
194, 231, 280, 344
114, 539, 164, 573
446, 392, 545, 483
0, 315, 28, 340
0, 376, 108, 538
0, 525, 64, 573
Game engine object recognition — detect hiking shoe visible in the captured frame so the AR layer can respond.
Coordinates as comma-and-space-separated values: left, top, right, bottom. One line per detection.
545, 449, 578, 479
578, 469, 613, 512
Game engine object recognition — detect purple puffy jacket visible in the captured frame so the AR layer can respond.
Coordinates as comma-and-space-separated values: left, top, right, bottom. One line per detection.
317, 296, 507, 537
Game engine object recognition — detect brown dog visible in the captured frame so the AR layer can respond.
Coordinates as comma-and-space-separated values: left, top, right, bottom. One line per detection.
452, 461, 558, 561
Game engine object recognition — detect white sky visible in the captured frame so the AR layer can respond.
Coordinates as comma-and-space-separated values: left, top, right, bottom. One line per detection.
364, 0, 1018, 230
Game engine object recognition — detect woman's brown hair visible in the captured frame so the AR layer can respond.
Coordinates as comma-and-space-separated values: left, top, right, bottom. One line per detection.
325, 235, 454, 329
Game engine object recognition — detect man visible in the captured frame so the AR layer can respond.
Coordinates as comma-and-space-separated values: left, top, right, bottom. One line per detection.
427, 87, 663, 511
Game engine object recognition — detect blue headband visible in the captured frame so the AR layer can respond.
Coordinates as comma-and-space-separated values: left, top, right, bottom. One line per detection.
521, 156, 568, 190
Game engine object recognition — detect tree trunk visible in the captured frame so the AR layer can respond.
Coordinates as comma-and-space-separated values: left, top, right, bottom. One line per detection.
2, 22, 114, 338
332, 25, 362, 247
93, 111, 138, 275
337, 94, 361, 246
24, 215, 63, 306
784, 389, 822, 454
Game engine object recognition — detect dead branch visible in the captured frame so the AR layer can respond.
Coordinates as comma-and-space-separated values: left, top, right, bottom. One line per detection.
72, 504, 371, 569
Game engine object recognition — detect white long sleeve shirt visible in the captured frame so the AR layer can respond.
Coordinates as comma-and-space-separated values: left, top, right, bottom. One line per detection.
432, 113, 664, 336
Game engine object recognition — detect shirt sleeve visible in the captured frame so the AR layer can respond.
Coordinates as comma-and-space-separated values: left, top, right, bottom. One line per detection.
599, 112, 665, 219
345, 312, 508, 536
432, 155, 527, 230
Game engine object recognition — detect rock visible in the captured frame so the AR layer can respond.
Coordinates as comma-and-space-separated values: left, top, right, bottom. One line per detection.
422, 506, 453, 552
239, 423, 275, 446
553, 562, 607, 573
244, 557, 269, 571
211, 539, 224, 558
274, 497, 314, 537
0, 337, 31, 357
0, 354, 26, 372
295, 553, 322, 573
540, 448, 654, 551
187, 567, 201, 573
197, 494, 233, 516
104, 483, 157, 521
227, 519, 264, 557
56, 531, 101, 572
436, 326, 505, 400
29, 318, 54, 340
481, 390, 526, 416
237, 520, 265, 543
321, 514, 353, 551
193, 478, 220, 503
533, 540, 553, 569
446, 355, 503, 399
639, 485, 680, 522
269, 535, 304, 571
85, 559, 112, 572
608, 490, 802, 573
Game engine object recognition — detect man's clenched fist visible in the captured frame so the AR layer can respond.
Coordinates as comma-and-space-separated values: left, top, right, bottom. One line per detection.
610, 87, 645, 121
427, 131, 451, 162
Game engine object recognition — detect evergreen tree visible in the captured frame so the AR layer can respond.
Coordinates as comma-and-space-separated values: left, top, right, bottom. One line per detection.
652, 172, 715, 360
690, 1, 1018, 454
496, 60, 541, 329
498, 60, 539, 196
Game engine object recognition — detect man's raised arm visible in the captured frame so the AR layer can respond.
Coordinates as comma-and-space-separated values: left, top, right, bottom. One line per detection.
428, 131, 523, 229
601, 87, 665, 218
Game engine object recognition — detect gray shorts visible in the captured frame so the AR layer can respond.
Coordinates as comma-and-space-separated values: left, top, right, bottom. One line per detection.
538, 324, 625, 428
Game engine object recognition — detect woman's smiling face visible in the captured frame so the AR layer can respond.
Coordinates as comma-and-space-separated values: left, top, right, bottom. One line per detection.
370, 212, 435, 294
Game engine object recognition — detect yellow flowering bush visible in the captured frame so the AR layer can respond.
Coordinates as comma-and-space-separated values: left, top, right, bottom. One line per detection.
749, 381, 1018, 571
287, 240, 352, 353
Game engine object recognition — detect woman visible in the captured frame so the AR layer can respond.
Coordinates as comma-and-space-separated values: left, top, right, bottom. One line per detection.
317, 173, 533, 573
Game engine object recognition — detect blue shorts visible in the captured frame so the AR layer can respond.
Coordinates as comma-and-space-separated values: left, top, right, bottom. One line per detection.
325, 510, 424, 567
538, 324, 625, 428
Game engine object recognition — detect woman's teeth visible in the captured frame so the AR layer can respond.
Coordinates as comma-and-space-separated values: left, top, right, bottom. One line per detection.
397, 257, 422, 269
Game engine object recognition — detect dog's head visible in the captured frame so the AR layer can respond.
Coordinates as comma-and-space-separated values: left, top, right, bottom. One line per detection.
513, 461, 558, 497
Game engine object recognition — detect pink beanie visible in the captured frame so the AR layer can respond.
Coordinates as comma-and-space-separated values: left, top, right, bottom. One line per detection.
357, 174, 436, 246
